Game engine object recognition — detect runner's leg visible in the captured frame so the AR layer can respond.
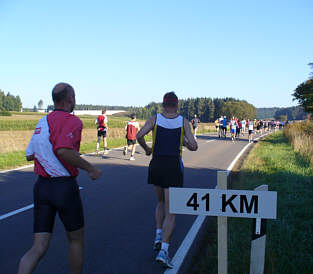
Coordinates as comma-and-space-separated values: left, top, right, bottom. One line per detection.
17, 233, 51, 274
103, 137, 107, 150
131, 144, 136, 157
66, 228, 84, 274
162, 188, 175, 243
96, 136, 101, 152
154, 186, 165, 230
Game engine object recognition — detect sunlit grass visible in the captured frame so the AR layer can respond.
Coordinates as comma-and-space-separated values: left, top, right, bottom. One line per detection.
189, 131, 313, 273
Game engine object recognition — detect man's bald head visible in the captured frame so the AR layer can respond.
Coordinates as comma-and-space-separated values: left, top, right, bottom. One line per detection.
52, 83, 74, 103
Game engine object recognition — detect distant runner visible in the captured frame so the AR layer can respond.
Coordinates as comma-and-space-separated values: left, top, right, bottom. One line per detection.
248, 119, 254, 143
95, 109, 109, 155
136, 92, 198, 269
218, 116, 224, 138
230, 117, 237, 142
191, 114, 200, 139
123, 113, 140, 160
18, 83, 102, 274
222, 116, 227, 138
241, 119, 246, 136
215, 118, 219, 133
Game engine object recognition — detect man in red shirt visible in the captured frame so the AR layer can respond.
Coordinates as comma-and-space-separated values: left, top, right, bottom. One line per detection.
95, 109, 109, 155
123, 113, 140, 160
18, 83, 102, 274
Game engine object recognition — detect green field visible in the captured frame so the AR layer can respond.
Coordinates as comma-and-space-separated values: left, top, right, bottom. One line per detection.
189, 131, 313, 273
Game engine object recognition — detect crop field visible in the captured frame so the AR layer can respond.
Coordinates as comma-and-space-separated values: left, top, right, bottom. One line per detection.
0, 111, 215, 170
0, 113, 131, 131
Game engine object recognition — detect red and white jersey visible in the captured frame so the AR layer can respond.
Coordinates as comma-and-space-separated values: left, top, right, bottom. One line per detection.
26, 111, 82, 177
96, 115, 108, 131
125, 120, 139, 140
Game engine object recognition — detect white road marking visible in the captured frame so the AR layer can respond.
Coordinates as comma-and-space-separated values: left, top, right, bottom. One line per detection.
206, 139, 216, 143
0, 204, 34, 221
0, 186, 84, 221
0, 164, 34, 173
164, 132, 270, 274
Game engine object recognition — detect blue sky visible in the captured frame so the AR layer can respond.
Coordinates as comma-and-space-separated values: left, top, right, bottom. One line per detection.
0, 0, 312, 109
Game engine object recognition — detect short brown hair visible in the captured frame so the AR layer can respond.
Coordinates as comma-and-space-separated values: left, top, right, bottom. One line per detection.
163, 91, 178, 107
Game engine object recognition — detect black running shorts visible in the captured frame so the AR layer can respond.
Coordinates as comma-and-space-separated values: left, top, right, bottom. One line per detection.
98, 129, 107, 137
249, 130, 253, 135
127, 139, 136, 146
33, 176, 84, 233
148, 156, 184, 188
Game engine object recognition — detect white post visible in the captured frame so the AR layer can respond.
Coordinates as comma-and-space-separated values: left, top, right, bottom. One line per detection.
250, 185, 268, 274
217, 171, 228, 274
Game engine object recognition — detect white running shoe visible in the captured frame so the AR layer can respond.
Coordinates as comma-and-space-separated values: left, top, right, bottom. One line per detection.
129, 156, 135, 161
156, 249, 173, 269
103, 149, 109, 155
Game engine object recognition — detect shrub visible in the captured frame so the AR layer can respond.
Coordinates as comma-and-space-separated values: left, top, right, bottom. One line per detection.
284, 120, 313, 166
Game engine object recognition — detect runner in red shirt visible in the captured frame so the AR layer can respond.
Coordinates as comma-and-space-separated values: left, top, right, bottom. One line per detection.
123, 113, 140, 160
18, 83, 102, 274
95, 109, 109, 155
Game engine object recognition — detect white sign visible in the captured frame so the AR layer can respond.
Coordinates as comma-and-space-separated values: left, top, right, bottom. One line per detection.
169, 188, 277, 219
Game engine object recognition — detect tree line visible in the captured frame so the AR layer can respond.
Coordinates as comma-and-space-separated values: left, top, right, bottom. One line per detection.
0, 90, 22, 111
257, 106, 307, 120
130, 97, 256, 122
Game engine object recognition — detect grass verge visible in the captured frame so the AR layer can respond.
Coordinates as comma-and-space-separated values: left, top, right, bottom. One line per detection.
188, 131, 313, 274
0, 136, 152, 170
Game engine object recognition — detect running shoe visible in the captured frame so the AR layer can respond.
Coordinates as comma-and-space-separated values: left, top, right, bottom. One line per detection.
103, 149, 109, 155
123, 147, 127, 156
156, 249, 173, 269
153, 235, 162, 251
129, 156, 135, 161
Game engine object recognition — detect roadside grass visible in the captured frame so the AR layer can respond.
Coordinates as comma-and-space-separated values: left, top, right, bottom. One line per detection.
189, 131, 313, 274
0, 136, 152, 170
0, 151, 29, 170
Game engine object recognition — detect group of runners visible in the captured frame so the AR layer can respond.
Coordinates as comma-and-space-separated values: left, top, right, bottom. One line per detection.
95, 110, 140, 161
18, 84, 197, 274
19, 82, 288, 273
215, 116, 285, 143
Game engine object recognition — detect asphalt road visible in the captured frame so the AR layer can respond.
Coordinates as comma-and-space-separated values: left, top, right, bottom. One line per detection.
0, 132, 261, 274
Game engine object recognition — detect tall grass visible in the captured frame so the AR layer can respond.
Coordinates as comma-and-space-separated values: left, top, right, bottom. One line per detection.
284, 120, 313, 166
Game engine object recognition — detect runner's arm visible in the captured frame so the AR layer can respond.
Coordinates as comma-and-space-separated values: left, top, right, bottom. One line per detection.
183, 118, 198, 151
57, 148, 101, 180
136, 116, 156, 155
25, 135, 35, 161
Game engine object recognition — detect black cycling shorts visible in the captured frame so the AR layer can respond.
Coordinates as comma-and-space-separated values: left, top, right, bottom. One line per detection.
33, 176, 84, 233
127, 139, 136, 146
148, 156, 184, 188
